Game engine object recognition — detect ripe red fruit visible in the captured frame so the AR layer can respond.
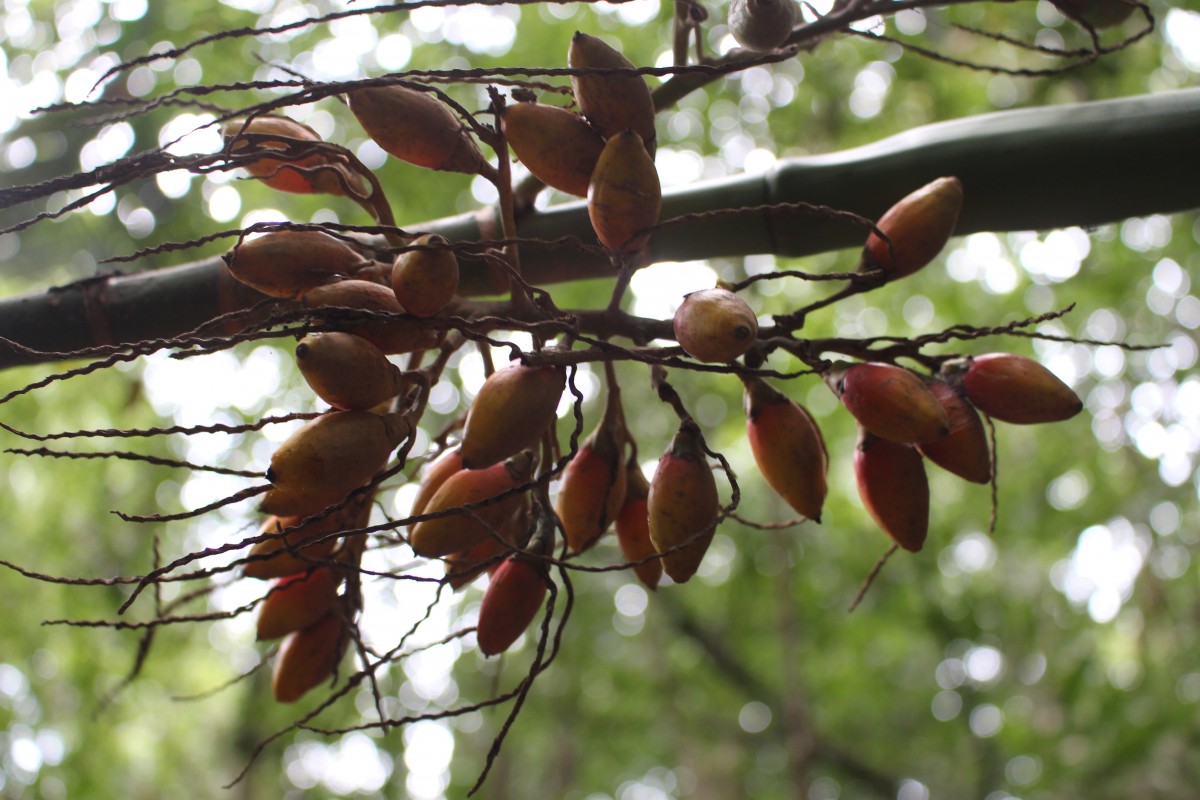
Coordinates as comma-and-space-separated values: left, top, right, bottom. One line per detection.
916, 380, 991, 484
826, 362, 950, 444
743, 376, 828, 521
953, 354, 1083, 425
476, 556, 548, 656
256, 568, 341, 641
854, 430, 930, 553
271, 612, 348, 703
614, 463, 662, 590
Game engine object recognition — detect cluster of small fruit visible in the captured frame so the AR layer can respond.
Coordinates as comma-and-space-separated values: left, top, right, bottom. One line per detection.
213, 31, 1089, 706
216, 33, 669, 703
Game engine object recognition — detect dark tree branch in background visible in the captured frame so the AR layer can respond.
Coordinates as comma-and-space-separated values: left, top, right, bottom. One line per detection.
0, 89, 1196, 370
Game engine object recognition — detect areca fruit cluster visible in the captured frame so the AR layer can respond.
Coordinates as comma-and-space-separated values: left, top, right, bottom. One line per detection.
501, 33, 661, 253
207, 31, 1091, 703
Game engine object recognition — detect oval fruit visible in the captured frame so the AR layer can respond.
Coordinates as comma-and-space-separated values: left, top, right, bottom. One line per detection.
262, 411, 410, 517
674, 287, 758, 364
743, 376, 828, 521
916, 380, 991, 484
476, 556, 548, 656
854, 430, 929, 553
295, 332, 403, 411
862, 176, 964, 280
222, 116, 367, 197
728, 0, 796, 52
614, 463, 662, 590
460, 361, 566, 470
500, 102, 605, 197
648, 422, 719, 583
347, 84, 493, 176
223, 230, 366, 298
409, 453, 532, 558
271, 612, 348, 703
390, 234, 459, 318
826, 362, 950, 445
568, 32, 657, 153
954, 353, 1083, 425
256, 568, 341, 641
587, 129, 661, 253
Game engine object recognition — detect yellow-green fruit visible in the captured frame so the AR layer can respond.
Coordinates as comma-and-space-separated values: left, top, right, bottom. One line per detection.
673, 287, 758, 363
295, 332, 403, 411
460, 362, 566, 470
648, 422, 719, 583
262, 411, 410, 517
728, 0, 797, 52
347, 85, 493, 176
390, 234, 459, 318
223, 231, 366, 298
568, 31, 657, 154
587, 130, 661, 253
500, 102, 606, 197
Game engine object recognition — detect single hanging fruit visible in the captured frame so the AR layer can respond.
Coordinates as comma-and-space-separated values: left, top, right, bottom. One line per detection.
728, 0, 797, 52
916, 380, 991, 484
262, 411, 411, 517
742, 376, 828, 521
256, 567, 342, 641
587, 129, 661, 253
272, 611, 348, 703
390, 234, 459, 318
222, 116, 368, 197
295, 332, 404, 411
347, 84, 494, 176
673, 286, 758, 364
614, 461, 662, 590
568, 32, 657, 154
648, 421, 719, 583
409, 452, 533, 558
476, 554, 549, 656
556, 384, 628, 553
460, 361, 566, 470
860, 176, 964, 281
500, 101, 606, 197
948, 354, 1083, 425
223, 230, 367, 298
825, 362, 950, 445
854, 429, 930, 553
